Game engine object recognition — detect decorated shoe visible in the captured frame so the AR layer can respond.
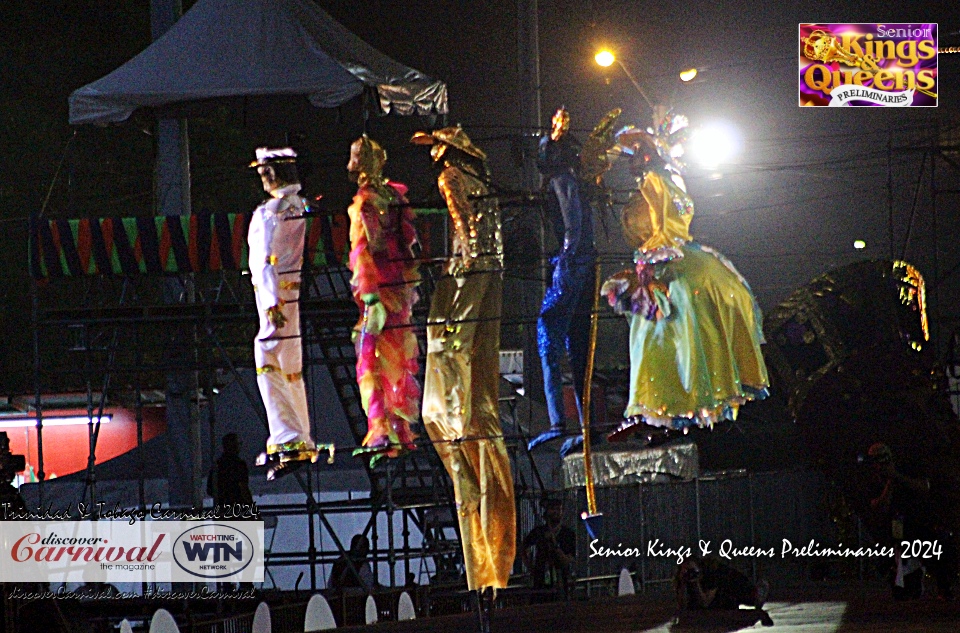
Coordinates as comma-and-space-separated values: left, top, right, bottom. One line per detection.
607, 417, 644, 443
559, 434, 583, 459
353, 431, 400, 462
258, 441, 323, 480
390, 417, 418, 453
527, 426, 565, 451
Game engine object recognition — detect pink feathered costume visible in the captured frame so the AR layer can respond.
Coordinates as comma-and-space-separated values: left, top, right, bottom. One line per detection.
348, 180, 421, 456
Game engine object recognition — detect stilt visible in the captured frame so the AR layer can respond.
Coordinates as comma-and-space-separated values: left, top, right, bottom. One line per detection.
475, 587, 493, 633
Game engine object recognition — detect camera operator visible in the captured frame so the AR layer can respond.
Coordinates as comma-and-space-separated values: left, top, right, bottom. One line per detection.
676, 556, 768, 613
864, 442, 956, 599
521, 498, 575, 600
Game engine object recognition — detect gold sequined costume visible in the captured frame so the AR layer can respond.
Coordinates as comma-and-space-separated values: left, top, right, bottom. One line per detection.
411, 127, 516, 591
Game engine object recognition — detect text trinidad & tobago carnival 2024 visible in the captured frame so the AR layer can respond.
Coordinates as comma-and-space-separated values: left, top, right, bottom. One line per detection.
1, 502, 260, 524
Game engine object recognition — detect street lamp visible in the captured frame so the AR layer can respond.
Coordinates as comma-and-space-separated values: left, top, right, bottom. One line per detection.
594, 49, 653, 108
595, 52, 741, 169
595, 50, 616, 67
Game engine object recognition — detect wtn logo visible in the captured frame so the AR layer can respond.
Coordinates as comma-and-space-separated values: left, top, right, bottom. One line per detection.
172, 524, 257, 579
180, 541, 243, 563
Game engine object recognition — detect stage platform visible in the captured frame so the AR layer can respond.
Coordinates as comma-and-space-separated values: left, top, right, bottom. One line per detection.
333, 583, 960, 633
14, 577, 960, 631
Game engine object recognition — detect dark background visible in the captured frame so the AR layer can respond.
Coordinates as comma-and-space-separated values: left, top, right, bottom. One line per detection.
1, 1, 958, 423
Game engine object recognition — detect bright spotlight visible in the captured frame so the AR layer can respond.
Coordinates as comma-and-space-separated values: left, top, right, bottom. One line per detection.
679, 68, 698, 82
595, 50, 616, 67
853, 240, 866, 249
688, 123, 740, 168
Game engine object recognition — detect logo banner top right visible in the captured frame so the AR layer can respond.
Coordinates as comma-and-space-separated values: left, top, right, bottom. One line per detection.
799, 24, 938, 107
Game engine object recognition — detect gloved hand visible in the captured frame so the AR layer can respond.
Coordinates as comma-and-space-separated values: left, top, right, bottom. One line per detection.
634, 261, 671, 321
363, 295, 387, 335
266, 302, 287, 329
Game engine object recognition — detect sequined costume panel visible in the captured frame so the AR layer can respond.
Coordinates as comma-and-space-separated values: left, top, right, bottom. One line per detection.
248, 184, 315, 452
624, 170, 693, 262
437, 166, 502, 272
422, 165, 516, 590
347, 181, 421, 451
536, 132, 598, 431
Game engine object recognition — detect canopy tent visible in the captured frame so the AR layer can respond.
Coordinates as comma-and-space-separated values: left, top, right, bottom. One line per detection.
68, 0, 447, 125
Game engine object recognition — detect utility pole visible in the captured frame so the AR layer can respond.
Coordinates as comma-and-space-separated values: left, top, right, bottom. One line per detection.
151, 0, 200, 508
518, 0, 542, 193
517, 0, 545, 429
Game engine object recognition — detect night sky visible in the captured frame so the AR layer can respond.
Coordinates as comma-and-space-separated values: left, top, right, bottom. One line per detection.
2, 1, 959, 392
326, 1, 959, 333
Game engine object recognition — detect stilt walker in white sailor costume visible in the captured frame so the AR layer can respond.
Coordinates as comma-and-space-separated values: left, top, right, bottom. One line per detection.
248, 147, 323, 480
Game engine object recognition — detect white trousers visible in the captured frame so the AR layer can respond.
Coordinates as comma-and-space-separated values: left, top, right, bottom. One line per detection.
254, 286, 313, 451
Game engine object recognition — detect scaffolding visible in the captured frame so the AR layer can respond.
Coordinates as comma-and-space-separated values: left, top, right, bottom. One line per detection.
24, 207, 548, 595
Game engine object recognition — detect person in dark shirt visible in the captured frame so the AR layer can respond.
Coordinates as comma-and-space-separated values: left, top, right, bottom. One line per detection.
521, 498, 576, 599
208, 433, 254, 509
865, 442, 956, 600
677, 556, 766, 611
329, 534, 375, 592
0, 432, 26, 519
208, 433, 255, 592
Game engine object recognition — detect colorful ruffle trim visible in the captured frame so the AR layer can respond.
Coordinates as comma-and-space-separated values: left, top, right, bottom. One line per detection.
624, 385, 769, 430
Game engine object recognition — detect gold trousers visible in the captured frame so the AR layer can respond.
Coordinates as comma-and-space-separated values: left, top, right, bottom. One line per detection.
422, 270, 516, 590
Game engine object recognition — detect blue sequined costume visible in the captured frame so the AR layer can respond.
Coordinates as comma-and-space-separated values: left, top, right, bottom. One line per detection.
536, 132, 597, 438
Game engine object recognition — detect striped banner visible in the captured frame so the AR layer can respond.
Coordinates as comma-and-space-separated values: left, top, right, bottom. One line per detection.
29, 212, 345, 279
29, 209, 448, 279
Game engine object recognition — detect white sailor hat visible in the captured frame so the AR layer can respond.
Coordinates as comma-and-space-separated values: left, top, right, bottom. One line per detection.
249, 147, 298, 168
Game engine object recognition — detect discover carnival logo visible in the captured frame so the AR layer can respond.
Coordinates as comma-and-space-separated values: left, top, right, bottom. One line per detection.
0, 521, 263, 583
799, 23, 937, 107
173, 524, 255, 579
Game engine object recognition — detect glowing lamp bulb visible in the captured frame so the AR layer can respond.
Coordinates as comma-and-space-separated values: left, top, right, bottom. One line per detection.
689, 123, 739, 168
854, 240, 866, 249
680, 68, 698, 82
595, 50, 616, 67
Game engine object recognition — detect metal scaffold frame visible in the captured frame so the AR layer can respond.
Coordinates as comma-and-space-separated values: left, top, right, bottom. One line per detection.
25, 260, 452, 590
26, 211, 546, 598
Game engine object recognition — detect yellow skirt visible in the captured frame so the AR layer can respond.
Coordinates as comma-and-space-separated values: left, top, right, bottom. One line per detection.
625, 244, 769, 428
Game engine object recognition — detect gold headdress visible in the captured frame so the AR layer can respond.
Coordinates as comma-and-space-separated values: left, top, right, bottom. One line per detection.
410, 126, 487, 162
579, 108, 622, 185
550, 107, 571, 142
349, 135, 388, 189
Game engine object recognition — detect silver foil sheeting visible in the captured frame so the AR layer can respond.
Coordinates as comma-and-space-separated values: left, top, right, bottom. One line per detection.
562, 442, 699, 488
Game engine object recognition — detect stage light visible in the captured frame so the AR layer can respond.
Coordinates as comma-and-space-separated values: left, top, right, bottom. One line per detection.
0, 415, 111, 429
689, 122, 740, 168
854, 240, 866, 249
680, 68, 698, 82
595, 50, 616, 67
